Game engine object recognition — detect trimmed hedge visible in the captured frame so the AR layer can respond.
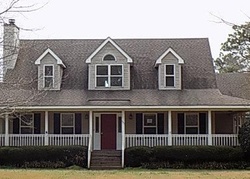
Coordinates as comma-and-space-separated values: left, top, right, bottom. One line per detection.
0, 146, 87, 168
125, 146, 248, 169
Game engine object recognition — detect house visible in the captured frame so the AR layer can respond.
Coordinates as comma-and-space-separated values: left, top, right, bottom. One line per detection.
1, 19, 250, 168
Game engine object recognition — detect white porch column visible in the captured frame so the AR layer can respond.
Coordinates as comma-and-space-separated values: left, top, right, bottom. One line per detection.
168, 111, 172, 146
45, 111, 49, 146
5, 114, 9, 146
87, 110, 93, 169
208, 110, 212, 145
121, 110, 125, 168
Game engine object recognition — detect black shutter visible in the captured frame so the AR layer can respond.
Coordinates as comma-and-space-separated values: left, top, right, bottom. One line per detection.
199, 113, 207, 134
75, 113, 82, 134
34, 113, 41, 134
54, 113, 60, 134
177, 113, 184, 134
136, 113, 143, 134
157, 113, 164, 134
13, 118, 20, 134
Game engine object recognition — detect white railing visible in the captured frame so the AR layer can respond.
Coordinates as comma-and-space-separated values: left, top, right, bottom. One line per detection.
172, 134, 208, 146
125, 134, 169, 148
212, 134, 239, 146
0, 134, 5, 146
9, 134, 45, 146
48, 134, 89, 146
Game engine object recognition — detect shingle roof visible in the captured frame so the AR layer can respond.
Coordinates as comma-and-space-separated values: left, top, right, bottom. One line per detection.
2, 38, 250, 107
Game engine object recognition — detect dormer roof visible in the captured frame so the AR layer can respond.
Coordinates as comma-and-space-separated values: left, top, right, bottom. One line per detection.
85, 37, 133, 63
155, 47, 184, 67
35, 48, 66, 68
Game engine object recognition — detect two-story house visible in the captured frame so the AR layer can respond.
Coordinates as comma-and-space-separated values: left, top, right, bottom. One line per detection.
1, 20, 250, 168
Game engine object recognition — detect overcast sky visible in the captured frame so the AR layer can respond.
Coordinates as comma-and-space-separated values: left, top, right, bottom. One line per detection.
3, 0, 250, 59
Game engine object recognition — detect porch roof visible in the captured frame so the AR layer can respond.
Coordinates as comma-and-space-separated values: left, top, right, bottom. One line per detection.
0, 88, 250, 109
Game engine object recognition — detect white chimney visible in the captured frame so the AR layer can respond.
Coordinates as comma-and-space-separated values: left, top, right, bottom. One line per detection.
3, 19, 20, 75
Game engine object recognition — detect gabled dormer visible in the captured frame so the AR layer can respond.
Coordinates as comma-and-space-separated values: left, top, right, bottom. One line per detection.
86, 37, 133, 90
35, 48, 66, 90
155, 48, 184, 90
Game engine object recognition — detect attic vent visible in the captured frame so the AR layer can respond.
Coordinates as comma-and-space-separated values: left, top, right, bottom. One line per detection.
103, 54, 115, 61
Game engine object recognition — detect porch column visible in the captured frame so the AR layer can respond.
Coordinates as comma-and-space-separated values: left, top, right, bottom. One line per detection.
45, 111, 49, 145
121, 110, 125, 168
5, 114, 9, 146
87, 110, 93, 169
168, 111, 172, 146
208, 110, 212, 145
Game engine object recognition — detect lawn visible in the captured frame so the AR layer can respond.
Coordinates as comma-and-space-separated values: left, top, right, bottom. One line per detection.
0, 169, 250, 179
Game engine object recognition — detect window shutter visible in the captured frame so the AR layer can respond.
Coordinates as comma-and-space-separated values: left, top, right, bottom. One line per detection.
177, 113, 184, 134
157, 113, 164, 134
13, 117, 20, 134
54, 113, 60, 134
75, 113, 82, 134
199, 113, 207, 134
34, 113, 41, 134
136, 113, 143, 134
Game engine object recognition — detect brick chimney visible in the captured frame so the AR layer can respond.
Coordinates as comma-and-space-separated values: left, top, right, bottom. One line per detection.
3, 19, 20, 75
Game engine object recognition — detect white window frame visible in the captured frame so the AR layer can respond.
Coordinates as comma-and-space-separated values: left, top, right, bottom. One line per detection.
95, 64, 123, 87
43, 64, 54, 88
19, 113, 34, 134
102, 54, 116, 61
185, 113, 199, 134
143, 113, 157, 134
165, 64, 175, 87
60, 113, 75, 134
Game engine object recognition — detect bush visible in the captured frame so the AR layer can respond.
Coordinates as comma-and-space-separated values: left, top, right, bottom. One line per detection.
239, 121, 250, 160
125, 146, 246, 169
0, 146, 87, 168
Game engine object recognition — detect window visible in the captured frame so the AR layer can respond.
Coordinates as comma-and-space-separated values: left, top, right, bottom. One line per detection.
143, 113, 157, 134
185, 113, 199, 134
61, 113, 74, 134
103, 54, 115, 61
20, 114, 34, 134
44, 65, 54, 88
165, 65, 175, 87
96, 65, 123, 87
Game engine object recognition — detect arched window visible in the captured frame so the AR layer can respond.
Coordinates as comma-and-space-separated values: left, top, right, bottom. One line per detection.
103, 54, 115, 61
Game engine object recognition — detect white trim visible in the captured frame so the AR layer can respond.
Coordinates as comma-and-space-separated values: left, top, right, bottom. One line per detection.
155, 47, 184, 66
86, 37, 133, 63
43, 64, 55, 88
165, 64, 175, 88
60, 113, 75, 134
102, 53, 116, 61
35, 48, 66, 68
4, 106, 250, 111
95, 64, 124, 88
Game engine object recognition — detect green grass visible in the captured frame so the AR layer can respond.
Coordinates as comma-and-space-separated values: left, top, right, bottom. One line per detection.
0, 168, 250, 179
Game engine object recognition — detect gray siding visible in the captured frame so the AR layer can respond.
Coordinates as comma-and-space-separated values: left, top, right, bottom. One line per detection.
38, 53, 63, 90
88, 42, 130, 90
159, 52, 182, 90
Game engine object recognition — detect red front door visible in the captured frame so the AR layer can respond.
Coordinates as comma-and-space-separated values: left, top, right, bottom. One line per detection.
101, 114, 116, 150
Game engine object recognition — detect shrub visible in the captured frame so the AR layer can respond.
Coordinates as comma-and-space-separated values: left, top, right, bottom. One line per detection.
239, 121, 250, 160
125, 146, 246, 169
0, 146, 87, 168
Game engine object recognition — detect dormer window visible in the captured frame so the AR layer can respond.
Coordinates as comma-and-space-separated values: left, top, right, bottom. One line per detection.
96, 65, 123, 87
165, 64, 175, 87
103, 54, 115, 61
44, 65, 54, 88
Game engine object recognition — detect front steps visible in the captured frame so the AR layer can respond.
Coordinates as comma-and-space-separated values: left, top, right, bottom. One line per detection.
90, 150, 122, 169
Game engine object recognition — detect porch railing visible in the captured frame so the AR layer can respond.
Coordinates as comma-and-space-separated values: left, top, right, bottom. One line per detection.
212, 134, 239, 146
0, 134, 5, 146
172, 134, 208, 146
125, 134, 239, 147
48, 134, 89, 146
9, 134, 45, 146
125, 134, 169, 148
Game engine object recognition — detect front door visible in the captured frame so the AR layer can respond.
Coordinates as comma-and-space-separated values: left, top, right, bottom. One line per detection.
101, 114, 116, 150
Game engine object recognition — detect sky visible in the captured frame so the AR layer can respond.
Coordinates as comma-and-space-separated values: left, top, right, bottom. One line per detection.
2, 0, 250, 59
